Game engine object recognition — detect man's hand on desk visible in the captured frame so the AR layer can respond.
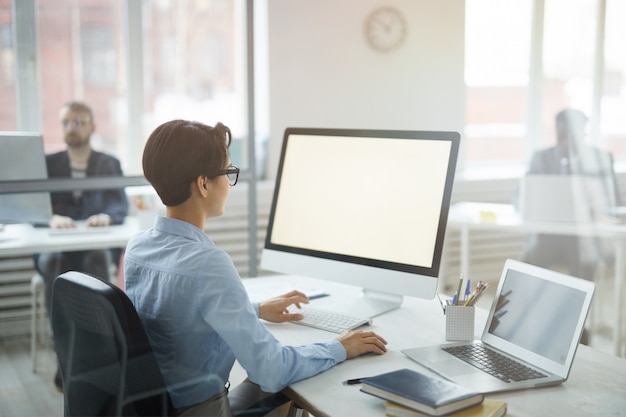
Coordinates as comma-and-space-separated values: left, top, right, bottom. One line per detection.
338, 330, 388, 359
85, 213, 111, 227
49, 213, 111, 229
259, 290, 309, 323
49, 214, 77, 229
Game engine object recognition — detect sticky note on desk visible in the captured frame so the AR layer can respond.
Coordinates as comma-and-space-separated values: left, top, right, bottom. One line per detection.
479, 210, 497, 222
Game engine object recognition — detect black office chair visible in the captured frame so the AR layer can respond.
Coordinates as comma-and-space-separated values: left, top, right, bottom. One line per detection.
51, 270, 174, 416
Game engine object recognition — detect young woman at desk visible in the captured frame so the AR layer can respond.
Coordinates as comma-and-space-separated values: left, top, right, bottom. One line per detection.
124, 120, 388, 416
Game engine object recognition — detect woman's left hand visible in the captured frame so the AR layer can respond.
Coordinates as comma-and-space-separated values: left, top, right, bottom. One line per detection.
259, 290, 309, 323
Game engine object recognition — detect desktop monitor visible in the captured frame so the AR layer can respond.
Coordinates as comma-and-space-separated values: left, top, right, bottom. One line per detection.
0, 132, 53, 224
261, 128, 460, 317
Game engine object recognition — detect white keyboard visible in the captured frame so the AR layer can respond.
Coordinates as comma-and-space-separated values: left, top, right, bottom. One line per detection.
48, 226, 112, 236
290, 306, 371, 333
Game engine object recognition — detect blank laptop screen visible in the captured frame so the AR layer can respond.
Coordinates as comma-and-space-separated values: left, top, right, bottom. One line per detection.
487, 269, 587, 365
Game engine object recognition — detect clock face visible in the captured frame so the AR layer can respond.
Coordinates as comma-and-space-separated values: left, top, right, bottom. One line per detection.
365, 7, 407, 52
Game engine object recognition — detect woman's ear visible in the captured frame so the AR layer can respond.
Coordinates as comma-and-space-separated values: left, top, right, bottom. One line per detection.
195, 176, 210, 198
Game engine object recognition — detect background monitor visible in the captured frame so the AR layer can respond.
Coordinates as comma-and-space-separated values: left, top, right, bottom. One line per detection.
261, 128, 460, 317
0, 132, 53, 225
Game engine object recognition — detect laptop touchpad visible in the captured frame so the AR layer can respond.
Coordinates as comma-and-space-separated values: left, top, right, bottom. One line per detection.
431, 359, 478, 377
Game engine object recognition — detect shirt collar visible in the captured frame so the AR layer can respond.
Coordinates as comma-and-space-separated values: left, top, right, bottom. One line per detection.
153, 215, 210, 243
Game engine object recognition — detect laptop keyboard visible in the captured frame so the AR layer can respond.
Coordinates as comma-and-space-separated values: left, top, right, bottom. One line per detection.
289, 306, 371, 334
443, 344, 548, 383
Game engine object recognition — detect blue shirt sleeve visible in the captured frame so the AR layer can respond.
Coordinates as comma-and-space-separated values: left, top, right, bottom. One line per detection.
197, 250, 346, 393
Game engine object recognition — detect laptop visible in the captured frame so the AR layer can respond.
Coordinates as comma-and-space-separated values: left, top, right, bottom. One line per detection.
0, 132, 53, 224
402, 259, 594, 394
519, 174, 617, 224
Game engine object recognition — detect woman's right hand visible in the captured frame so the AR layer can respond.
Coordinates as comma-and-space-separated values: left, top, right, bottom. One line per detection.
337, 330, 388, 359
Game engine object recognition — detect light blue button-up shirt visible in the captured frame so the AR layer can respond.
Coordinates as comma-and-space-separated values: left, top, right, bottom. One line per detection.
124, 216, 346, 408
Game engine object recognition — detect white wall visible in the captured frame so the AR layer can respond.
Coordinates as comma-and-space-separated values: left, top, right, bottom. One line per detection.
266, 0, 466, 178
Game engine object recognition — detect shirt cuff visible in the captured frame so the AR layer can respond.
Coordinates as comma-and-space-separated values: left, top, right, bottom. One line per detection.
253, 302, 260, 317
327, 339, 347, 362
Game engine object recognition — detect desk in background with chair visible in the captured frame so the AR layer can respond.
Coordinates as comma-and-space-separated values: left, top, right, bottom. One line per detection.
0, 217, 141, 372
446, 202, 626, 357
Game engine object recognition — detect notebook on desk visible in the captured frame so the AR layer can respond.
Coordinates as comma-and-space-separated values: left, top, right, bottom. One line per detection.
519, 174, 617, 223
402, 259, 594, 394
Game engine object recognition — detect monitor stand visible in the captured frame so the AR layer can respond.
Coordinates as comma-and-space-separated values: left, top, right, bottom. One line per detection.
310, 289, 403, 319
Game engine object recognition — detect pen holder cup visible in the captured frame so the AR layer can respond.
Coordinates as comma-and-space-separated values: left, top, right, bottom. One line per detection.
445, 305, 475, 341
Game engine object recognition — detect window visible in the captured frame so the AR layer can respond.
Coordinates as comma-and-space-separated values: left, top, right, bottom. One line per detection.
142, 0, 249, 175
464, 0, 532, 175
36, 0, 127, 158
7, 2, 620, 177
540, 0, 597, 149
0, 4, 16, 131
10, 0, 250, 178
465, 0, 623, 176
602, 0, 626, 161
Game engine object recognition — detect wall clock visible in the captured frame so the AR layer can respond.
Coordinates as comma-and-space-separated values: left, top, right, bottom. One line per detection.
365, 7, 407, 52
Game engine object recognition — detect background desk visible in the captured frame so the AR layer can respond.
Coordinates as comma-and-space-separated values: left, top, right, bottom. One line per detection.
246, 275, 626, 417
0, 218, 141, 338
447, 202, 626, 357
0, 217, 140, 256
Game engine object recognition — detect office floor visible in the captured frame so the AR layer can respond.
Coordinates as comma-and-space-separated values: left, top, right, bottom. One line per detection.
0, 337, 265, 417
0, 294, 619, 417
0, 338, 63, 417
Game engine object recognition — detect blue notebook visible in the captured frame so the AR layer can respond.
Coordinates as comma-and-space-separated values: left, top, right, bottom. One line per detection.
360, 368, 484, 416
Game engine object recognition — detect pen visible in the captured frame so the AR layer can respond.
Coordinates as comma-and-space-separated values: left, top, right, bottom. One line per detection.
469, 282, 490, 306
464, 285, 479, 306
463, 291, 476, 306
464, 279, 471, 302
455, 274, 464, 305
309, 293, 329, 300
342, 378, 366, 385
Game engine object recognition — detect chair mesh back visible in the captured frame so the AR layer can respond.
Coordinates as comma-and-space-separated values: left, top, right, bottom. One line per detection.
51, 271, 173, 416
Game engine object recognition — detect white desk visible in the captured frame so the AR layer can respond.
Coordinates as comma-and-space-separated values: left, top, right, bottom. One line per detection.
246, 275, 626, 417
447, 202, 626, 357
0, 216, 140, 257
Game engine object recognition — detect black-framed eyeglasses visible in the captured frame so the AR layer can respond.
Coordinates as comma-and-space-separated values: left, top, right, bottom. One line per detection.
61, 118, 91, 129
212, 165, 239, 186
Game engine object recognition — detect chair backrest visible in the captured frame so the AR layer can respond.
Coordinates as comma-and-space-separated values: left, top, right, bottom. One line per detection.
51, 271, 174, 416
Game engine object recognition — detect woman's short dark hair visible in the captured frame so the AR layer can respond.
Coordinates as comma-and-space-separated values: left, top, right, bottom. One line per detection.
142, 120, 232, 206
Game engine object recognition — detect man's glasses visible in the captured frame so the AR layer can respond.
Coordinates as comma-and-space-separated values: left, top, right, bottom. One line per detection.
212, 165, 240, 186
62, 118, 90, 128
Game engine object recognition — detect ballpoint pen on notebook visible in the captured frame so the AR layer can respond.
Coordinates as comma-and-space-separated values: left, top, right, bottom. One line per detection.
342, 377, 368, 385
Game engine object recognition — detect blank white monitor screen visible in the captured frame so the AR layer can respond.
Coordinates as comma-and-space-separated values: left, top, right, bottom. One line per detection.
262, 128, 460, 316
0, 132, 52, 224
